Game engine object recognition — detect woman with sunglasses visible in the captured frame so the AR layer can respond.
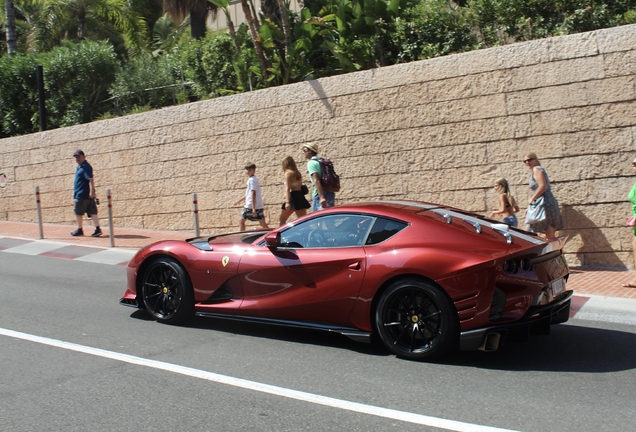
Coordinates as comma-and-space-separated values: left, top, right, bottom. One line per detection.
523, 152, 564, 239
622, 157, 636, 287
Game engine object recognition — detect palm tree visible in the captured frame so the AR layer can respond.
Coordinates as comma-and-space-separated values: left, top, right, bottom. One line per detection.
152, 11, 187, 50
240, 0, 270, 82
5, 0, 18, 54
37, 0, 147, 53
163, 0, 211, 39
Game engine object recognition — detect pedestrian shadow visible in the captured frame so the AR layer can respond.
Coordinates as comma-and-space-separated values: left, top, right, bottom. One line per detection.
561, 206, 626, 268
450, 324, 636, 372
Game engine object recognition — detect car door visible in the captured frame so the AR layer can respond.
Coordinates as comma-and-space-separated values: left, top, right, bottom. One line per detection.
236, 213, 374, 326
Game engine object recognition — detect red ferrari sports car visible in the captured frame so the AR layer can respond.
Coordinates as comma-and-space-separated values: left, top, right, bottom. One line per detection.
120, 200, 571, 361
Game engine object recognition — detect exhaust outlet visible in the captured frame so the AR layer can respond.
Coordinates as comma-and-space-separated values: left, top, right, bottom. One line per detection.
479, 333, 502, 352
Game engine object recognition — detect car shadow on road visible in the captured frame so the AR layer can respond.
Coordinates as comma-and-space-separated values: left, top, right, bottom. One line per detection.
130, 310, 389, 357
447, 324, 636, 372
130, 311, 636, 369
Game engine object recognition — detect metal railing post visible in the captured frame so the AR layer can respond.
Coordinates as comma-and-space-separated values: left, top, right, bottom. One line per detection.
107, 189, 114, 247
192, 193, 200, 237
35, 186, 43, 239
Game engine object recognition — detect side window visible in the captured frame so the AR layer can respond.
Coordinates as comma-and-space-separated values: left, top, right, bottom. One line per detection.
279, 214, 375, 248
365, 217, 408, 245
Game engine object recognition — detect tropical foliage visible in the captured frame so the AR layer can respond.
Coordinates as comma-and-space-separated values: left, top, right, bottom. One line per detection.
0, 0, 635, 136
0, 39, 118, 136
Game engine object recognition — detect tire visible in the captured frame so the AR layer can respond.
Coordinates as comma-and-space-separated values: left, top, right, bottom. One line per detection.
141, 257, 194, 324
374, 279, 458, 361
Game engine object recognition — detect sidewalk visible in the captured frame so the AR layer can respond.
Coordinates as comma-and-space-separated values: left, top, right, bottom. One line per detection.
1, 220, 636, 300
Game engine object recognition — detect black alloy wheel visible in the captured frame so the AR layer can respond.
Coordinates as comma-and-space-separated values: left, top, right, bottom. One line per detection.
374, 279, 458, 361
141, 257, 194, 324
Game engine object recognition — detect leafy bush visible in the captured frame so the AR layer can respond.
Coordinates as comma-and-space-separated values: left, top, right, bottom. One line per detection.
0, 54, 40, 137
393, 0, 478, 62
163, 31, 241, 97
43, 40, 120, 127
468, 0, 632, 45
0, 40, 118, 136
108, 53, 178, 114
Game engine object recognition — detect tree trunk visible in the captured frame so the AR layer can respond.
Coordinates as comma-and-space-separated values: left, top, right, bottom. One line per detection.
5, 0, 17, 54
190, 7, 208, 39
225, 15, 240, 54
248, 0, 260, 28
275, 0, 291, 58
240, 0, 270, 83
78, 8, 86, 39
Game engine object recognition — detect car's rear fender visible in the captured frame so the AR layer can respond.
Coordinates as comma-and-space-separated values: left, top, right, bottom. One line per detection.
349, 273, 460, 333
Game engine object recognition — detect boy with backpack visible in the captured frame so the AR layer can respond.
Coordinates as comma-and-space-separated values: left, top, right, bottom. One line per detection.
302, 143, 340, 212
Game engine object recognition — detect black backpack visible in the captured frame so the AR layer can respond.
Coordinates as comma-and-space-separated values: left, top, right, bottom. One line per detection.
318, 158, 341, 192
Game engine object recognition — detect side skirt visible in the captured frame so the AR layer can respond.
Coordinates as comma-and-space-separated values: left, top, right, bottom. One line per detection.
195, 311, 372, 343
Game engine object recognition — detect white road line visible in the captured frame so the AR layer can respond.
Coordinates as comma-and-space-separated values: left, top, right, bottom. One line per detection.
75, 249, 136, 265
0, 327, 516, 432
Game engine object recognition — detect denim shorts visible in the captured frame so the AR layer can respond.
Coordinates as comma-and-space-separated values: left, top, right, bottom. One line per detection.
502, 215, 518, 227
311, 191, 335, 212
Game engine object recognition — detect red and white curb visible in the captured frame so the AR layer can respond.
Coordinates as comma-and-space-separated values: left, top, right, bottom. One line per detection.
0, 236, 136, 266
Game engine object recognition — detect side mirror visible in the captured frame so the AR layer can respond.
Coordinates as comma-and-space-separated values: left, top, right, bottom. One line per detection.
265, 232, 280, 249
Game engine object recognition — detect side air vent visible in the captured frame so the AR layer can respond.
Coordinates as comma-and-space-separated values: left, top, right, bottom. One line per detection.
203, 283, 234, 303
489, 288, 506, 321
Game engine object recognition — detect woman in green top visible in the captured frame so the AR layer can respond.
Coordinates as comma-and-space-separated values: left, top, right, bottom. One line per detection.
623, 156, 636, 287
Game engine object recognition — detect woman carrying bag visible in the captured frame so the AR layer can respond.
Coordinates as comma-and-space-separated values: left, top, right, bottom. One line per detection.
523, 152, 564, 240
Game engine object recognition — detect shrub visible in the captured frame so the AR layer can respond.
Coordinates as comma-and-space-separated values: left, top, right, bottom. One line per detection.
108, 53, 177, 114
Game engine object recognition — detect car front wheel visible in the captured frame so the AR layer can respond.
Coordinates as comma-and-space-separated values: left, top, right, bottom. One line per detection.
141, 257, 194, 324
374, 279, 458, 361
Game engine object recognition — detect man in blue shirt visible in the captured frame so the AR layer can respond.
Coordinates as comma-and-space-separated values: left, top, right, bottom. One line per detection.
71, 149, 101, 237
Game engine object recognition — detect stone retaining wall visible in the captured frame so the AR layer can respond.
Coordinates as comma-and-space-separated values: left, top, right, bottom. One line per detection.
1, 25, 636, 268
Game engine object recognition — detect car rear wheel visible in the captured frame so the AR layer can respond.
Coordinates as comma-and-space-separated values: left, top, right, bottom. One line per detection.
374, 279, 458, 361
141, 257, 194, 324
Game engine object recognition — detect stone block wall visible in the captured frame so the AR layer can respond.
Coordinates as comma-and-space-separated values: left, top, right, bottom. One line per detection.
1, 25, 636, 268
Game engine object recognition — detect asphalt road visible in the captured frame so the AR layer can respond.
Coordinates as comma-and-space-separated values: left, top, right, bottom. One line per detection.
1, 253, 635, 432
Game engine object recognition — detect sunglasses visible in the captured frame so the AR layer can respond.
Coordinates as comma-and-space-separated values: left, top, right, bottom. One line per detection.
523, 158, 535, 163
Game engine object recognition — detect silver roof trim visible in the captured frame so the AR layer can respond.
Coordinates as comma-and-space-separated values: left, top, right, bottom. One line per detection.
380, 200, 544, 245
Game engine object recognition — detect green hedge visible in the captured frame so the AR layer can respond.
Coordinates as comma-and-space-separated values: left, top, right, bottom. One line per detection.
0, 40, 119, 137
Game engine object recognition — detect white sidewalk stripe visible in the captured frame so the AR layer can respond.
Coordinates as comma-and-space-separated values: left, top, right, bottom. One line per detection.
2, 239, 74, 255
75, 248, 136, 265
573, 295, 636, 326
0, 237, 135, 265
0, 327, 517, 432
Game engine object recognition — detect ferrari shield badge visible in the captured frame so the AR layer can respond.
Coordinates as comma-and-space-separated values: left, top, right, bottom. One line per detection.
222, 256, 230, 267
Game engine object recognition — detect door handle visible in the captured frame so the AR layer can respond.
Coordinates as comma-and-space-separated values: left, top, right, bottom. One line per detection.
348, 262, 361, 270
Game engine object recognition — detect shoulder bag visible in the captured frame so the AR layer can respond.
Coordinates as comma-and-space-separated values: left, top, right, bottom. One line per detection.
525, 196, 546, 225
